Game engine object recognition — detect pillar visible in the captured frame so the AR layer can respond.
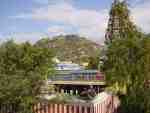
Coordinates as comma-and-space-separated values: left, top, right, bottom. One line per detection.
84, 106, 88, 113
64, 105, 67, 113
50, 104, 53, 113
59, 104, 62, 113
73, 105, 77, 113
79, 106, 82, 113
69, 105, 72, 113
90, 105, 94, 113
37, 103, 41, 113
54, 104, 58, 113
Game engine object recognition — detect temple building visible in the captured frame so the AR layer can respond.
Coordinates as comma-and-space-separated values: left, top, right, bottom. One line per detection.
36, 61, 120, 113
46, 62, 103, 96
36, 0, 122, 113
49, 68, 105, 99
105, 0, 134, 43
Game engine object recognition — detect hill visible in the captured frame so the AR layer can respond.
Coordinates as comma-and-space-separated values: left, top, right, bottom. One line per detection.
35, 35, 102, 64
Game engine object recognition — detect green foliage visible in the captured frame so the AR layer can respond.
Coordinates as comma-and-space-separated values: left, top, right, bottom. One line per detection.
103, 34, 150, 113
0, 40, 54, 113
87, 56, 100, 69
47, 93, 88, 104
102, 1, 150, 113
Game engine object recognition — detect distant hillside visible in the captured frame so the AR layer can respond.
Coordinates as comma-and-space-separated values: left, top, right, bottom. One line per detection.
35, 35, 102, 64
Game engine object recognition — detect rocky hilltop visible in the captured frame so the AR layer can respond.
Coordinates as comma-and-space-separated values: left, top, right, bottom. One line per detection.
36, 35, 102, 64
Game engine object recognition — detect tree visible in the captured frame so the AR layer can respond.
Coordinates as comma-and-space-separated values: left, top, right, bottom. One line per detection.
0, 40, 54, 113
87, 56, 100, 69
102, 1, 150, 113
103, 35, 150, 113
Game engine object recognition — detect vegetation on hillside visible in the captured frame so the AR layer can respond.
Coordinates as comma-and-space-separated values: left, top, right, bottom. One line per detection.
36, 35, 102, 64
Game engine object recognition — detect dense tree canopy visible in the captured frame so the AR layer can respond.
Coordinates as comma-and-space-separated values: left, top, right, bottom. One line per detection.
102, 35, 150, 113
0, 40, 54, 112
102, 1, 150, 113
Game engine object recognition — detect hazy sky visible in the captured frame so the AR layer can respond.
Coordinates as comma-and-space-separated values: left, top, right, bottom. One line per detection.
0, 0, 150, 44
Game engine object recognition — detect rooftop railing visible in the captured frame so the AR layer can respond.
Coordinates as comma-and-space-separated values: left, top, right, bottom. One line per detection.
50, 73, 105, 82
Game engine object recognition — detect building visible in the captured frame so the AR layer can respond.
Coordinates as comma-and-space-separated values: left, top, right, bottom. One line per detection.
39, 62, 119, 113
48, 69, 105, 97
55, 62, 84, 71
105, 0, 130, 43
37, 0, 122, 112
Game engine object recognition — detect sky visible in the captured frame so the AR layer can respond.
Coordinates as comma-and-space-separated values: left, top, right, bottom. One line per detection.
0, 0, 150, 44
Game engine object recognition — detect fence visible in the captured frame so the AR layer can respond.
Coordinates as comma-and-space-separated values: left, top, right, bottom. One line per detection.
33, 103, 91, 113
0, 104, 19, 113
33, 92, 119, 113
0, 93, 119, 113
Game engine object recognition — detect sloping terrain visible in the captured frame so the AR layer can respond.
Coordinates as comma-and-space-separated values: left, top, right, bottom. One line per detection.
36, 35, 102, 64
